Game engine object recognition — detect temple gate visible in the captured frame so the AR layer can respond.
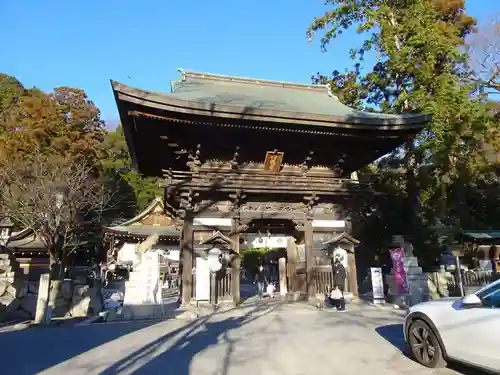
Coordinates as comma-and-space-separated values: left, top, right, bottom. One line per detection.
111, 69, 429, 306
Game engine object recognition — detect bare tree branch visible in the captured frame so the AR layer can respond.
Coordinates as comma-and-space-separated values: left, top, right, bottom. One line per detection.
466, 14, 500, 95
0, 152, 118, 278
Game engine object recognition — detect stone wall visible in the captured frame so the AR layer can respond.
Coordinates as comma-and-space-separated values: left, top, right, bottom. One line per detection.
0, 252, 102, 321
0, 253, 30, 320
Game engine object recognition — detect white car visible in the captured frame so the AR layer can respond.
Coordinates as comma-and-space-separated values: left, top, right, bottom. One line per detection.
404, 279, 500, 373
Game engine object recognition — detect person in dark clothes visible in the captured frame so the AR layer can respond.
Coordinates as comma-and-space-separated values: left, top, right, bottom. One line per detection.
332, 257, 347, 311
254, 265, 268, 298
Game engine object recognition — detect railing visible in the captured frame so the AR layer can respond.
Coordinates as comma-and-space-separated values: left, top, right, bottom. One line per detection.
190, 268, 233, 303
314, 267, 333, 294
448, 269, 495, 287
164, 168, 368, 194
445, 269, 496, 296
216, 268, 232, 300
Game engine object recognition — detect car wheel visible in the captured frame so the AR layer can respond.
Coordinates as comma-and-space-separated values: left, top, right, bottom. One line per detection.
408, 320, 447, 368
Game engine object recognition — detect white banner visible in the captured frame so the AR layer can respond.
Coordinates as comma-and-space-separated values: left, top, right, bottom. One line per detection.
195, 257, 211, 301
371, 267, 386, 304
142, 252, 161, 305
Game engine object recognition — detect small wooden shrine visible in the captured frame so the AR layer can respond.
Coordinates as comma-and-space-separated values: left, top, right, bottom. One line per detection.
5, 227, 95, 280
5, 228, 50, 280
111, 69, 429, 305
460, 231, 500, 272
102, 197, 182, 277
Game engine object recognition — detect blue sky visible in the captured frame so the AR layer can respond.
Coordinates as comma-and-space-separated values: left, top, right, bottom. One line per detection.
1, 0, 497, 126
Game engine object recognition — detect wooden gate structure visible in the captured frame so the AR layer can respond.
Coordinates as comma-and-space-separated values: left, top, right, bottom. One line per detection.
111, 69, 429, 305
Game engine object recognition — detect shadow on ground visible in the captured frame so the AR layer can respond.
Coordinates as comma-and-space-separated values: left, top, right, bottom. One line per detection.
0, 320, 160, 375
375, 324, 491, 375
0, 299, 279, 375
100, 301, 278, 375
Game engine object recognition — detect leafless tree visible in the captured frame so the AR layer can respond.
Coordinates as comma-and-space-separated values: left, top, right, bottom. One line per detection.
466, 14, 500, 96
0, 153, 116, 279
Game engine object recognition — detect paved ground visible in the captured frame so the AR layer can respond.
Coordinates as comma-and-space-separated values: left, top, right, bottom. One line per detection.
0, 301, 488, 375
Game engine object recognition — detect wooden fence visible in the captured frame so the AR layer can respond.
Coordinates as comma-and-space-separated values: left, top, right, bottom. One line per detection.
216, 268, 233, 301
314, 266, 333, 294
191, 268, 233, 303
445, 269, 496, 295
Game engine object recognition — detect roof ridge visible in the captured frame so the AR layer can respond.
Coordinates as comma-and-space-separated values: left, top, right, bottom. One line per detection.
177, 68, 331, 95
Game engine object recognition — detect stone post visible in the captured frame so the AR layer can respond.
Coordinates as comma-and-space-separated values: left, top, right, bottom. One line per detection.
34, 273, 51, 324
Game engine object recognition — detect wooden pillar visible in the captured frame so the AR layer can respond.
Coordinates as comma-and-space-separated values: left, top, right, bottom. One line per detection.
180, 212, 194, 307
286, 237, 297, 293
305, 218, 315, 298
347, 245, 359, 298
230, 218, 241, 305
279, 257, 287, 296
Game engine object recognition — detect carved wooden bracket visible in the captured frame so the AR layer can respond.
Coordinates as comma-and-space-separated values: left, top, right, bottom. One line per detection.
229, 189, 247, 212
301, 150, 314, 174
303, 192, 319, 219
292, 219, 305, 232
237, 223, 249, 233
180, 189, 199, 212
333, 153, 346, 176
187, 144, 202, 171
230, 146, 240, 170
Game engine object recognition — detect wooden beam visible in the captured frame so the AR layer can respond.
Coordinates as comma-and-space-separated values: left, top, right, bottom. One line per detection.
180, 213, 194, 307
347, 245, 359, 298
305, 218, 315, 299
230, 218, 241, 305
286, 237, 298, 293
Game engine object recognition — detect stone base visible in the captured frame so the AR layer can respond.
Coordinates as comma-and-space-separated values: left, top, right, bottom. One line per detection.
122, 304, 165, 320
406, 274, 429, 305
190, 298, 234, 308
385, 256, 430, 307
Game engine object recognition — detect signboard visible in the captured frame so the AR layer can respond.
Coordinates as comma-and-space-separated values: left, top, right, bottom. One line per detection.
195, 257, 210, 301
142, 252, 162, 304
248, 235, 288, 249
296, 244, 306, 262
390, 248, 409, 294
123, 252, 161, 307
370, 267, 385, 304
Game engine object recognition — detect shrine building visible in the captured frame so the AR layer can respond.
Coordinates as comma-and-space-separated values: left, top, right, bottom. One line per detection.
111, 69, 429, 305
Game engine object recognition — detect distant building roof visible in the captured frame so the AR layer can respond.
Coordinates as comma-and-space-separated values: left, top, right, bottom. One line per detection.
462, 231, 500, 240
102, 197, 181, 239
6, 228, 45, 250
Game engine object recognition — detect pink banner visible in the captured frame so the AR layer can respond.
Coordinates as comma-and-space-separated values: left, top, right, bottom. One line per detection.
390, 248, 409, 294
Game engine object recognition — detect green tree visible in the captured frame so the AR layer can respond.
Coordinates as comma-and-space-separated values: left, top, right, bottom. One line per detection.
308, 0, 500, 262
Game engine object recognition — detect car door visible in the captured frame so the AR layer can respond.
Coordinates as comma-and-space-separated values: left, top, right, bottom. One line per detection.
444, 282, 500, 371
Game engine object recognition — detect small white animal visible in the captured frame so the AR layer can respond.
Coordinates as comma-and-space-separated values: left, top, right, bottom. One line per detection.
267, 283, 276, 298
315, 293, 326, 310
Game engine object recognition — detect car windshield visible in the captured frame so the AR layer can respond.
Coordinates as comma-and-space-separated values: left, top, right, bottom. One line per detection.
476, 279, 500, 306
